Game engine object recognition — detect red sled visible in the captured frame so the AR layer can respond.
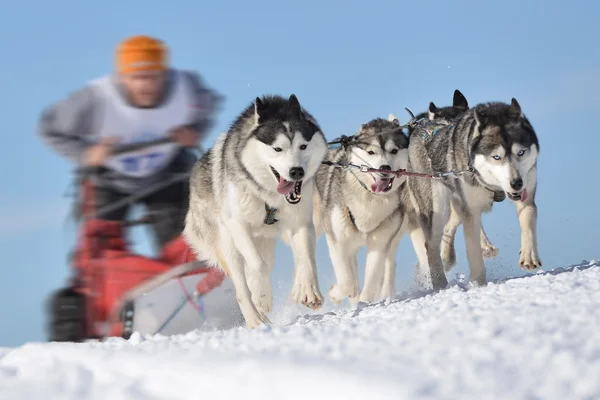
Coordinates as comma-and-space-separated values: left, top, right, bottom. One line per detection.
46, 141, 226, 342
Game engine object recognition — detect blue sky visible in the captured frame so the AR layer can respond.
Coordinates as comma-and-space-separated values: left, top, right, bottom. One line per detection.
0, 0, 598, 347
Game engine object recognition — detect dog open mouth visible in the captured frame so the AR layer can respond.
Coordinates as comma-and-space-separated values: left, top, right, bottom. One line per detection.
371, 174, 395, 193
270, 167, 303, 204
507, 188, 528, 202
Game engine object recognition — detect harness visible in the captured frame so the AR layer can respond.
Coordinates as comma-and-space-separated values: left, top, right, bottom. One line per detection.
324, 112, 504, 203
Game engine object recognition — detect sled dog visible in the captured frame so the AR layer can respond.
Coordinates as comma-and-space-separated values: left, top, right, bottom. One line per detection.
392, 90, 501, 278
183, 94, 328, 328
402, 98, 541, 290
313, 117, 410, 304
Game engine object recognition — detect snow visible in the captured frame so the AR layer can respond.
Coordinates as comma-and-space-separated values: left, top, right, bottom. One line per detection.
1, 260, 600, 400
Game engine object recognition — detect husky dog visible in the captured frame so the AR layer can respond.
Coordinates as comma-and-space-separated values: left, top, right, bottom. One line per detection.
394, 90, 501, 276
380, 90, 477, 297
402, 89, 470, 136
404, 98, 541, 290
314, 117, 410, 304
183, 94, 328, 328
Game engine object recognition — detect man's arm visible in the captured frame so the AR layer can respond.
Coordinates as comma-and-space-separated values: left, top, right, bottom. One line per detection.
37, 86, 99, 163
182, 71, 223, 139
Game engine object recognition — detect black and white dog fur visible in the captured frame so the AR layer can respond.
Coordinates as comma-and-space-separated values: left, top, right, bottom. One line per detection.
401, 97, 541, 290
399, 90, 501, 275
314, 118, 410, 304
183, 94, 328, 328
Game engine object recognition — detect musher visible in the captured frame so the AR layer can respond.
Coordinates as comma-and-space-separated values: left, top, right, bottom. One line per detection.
37, 35, 226, 296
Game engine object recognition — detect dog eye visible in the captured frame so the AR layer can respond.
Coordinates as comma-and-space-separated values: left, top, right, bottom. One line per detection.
492, 155, 501, 160
299, 144, 307, 150
273, 147, 282, 152
517, 149, 525, 157
367, 150, 375, 155
390, 149, 398, 154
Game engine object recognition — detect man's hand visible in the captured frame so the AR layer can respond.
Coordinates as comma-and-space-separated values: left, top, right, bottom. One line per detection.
82, 137, 118, 167
170, 126, 201, 147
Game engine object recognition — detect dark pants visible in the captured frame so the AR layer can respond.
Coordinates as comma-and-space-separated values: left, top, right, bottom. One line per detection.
95, 179, 189, 249
91, 151, 195, 250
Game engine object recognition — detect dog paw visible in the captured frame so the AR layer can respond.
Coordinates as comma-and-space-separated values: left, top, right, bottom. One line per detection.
379, 283, 396, 300
329, 283, 358, 304
519, 247, 542, 271
239, 299, 272, 329
248, 274, 273, 315
245, 310, 271, 329
251, 283, 273, 315
441, 243, 457, 272
431, 270, 449, 291
292, 278, 323, 310
470, 272, 487, 287
481, 242, 499, 259
358, 291, 379, 304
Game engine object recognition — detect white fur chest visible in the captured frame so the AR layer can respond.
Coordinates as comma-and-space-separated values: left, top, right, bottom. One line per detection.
225, 181, 315, 238
458, 179, 494, 213
348, 196, 398, 234
345, 187, 402, 234
89, 73, 195, 178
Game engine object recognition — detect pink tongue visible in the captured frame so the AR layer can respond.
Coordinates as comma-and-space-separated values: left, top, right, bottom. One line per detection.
520, 188, 528, 202
371, 178, 391, 193
277, 178, 295, 195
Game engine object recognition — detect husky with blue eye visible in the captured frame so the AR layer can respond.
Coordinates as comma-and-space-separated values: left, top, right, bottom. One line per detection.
400, 97, 541, 291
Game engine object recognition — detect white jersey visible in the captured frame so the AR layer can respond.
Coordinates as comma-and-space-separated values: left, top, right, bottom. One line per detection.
89, 71, 195, 178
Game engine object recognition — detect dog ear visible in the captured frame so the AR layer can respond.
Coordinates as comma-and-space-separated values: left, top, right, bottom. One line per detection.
388, 113, 400, 126
428, 102, 438, 120
288, 94, 302, 116
453, 89, 468, 110
254, 97, 266, 122
508, 98, 522, 119
474, 108, 489, 131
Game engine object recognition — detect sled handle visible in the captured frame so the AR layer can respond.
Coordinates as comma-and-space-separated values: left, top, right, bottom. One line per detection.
111, 137, 175, 155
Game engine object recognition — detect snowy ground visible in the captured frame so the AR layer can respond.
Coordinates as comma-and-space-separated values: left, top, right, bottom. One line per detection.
1, 260, 599, 400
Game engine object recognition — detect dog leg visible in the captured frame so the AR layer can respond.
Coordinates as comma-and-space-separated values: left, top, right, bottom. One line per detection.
289, 224, 323, 310
381, 253, 396, 300
219, 235, 271, 329
380, 228, 403, 300
424, 183, 450, 290
224, 219, 273, 315
381, 256, 396, 300
516, 178, 541, 270
346, 253, 361, 306
462, 211, 486, 286
480, 223, 499, 259
426, 220, 449, 291
441, 203, 461, 272
410, 225, 431, 290
359, 243, 389, 303
326, 235, 359, 304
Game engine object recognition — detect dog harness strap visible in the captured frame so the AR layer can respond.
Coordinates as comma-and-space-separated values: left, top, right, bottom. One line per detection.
345, 207, 360, 232
349, 170, 370, 192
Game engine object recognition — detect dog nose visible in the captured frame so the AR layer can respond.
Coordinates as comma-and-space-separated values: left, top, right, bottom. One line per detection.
289, 167, 305, 180
380, 165, 392, 171
510, 178, 523, 191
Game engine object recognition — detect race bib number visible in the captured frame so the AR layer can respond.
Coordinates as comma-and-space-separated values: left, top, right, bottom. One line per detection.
119, 151, 166, 174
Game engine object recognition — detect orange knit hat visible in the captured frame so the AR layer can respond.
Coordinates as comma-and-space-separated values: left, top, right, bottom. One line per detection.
116, 35, 168, 74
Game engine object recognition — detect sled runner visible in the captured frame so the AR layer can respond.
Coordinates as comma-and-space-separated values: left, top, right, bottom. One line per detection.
46, 138, 235, 342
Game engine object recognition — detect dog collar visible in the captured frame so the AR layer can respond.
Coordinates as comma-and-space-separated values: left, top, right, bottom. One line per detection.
264, 203, 279, 225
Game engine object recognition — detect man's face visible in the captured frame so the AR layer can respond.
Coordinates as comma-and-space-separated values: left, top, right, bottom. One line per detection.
120, 70, 166, 107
